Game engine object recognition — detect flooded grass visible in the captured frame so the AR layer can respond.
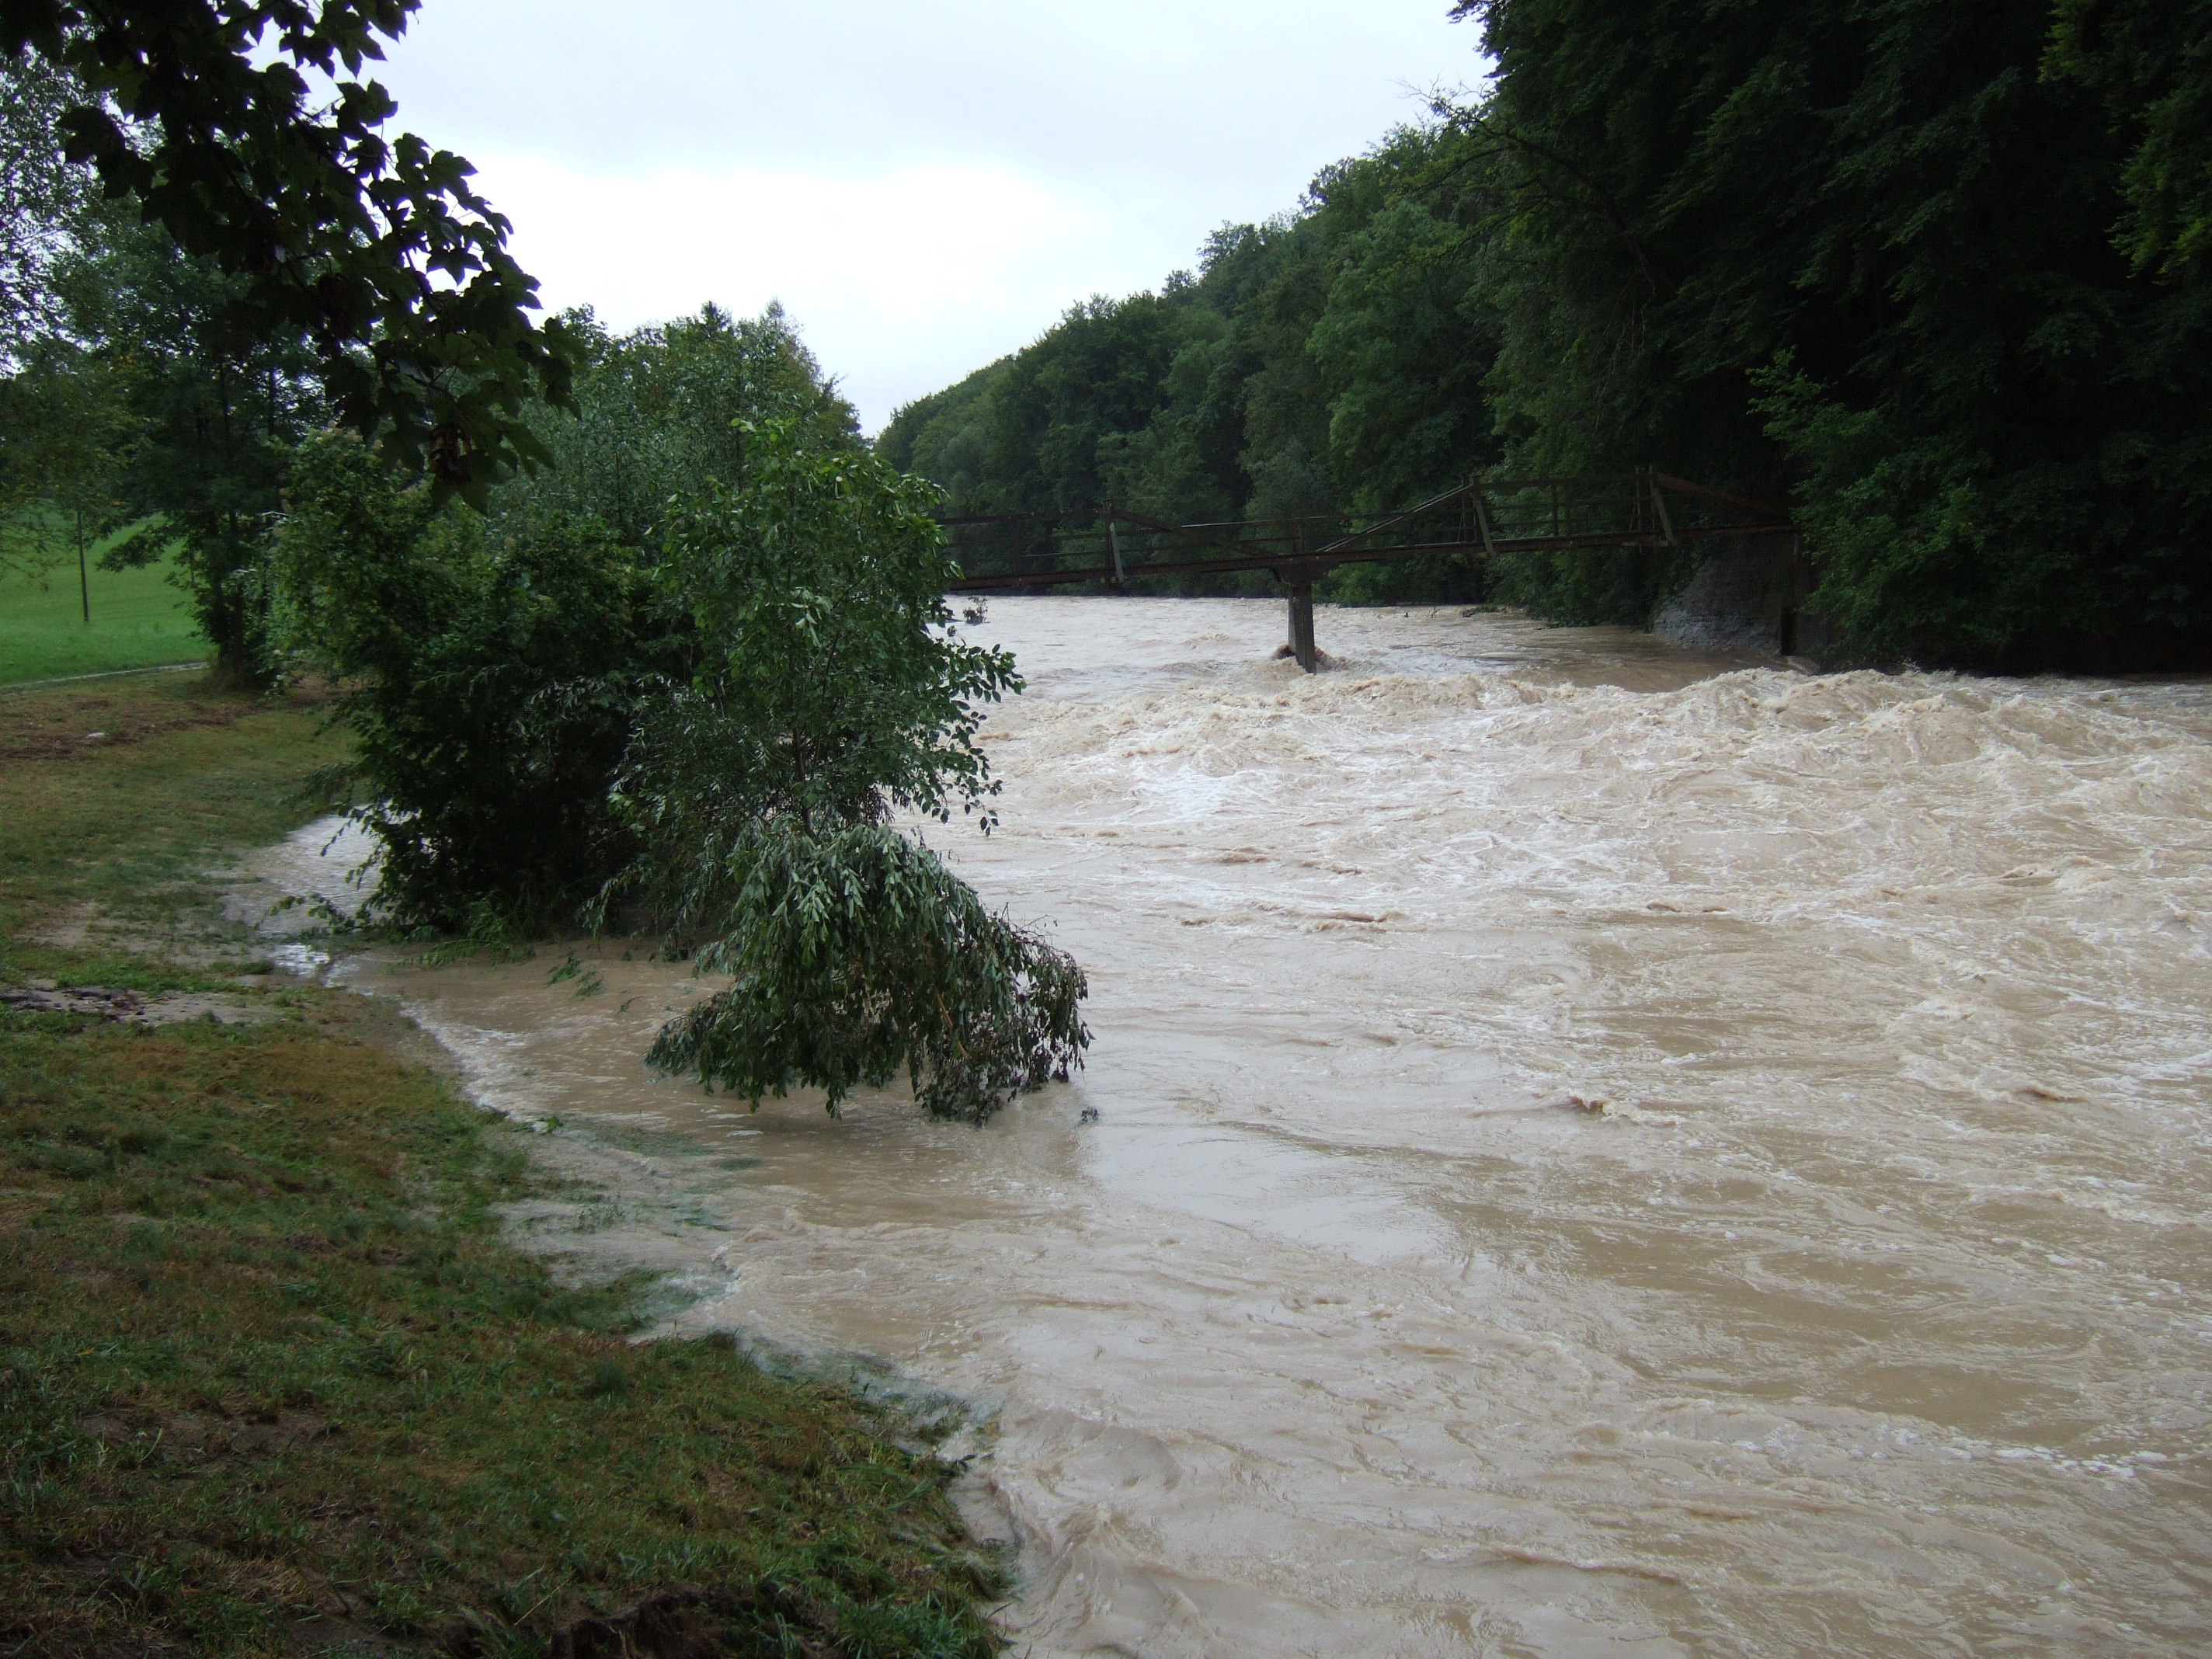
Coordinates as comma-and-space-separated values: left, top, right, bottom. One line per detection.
0, 675, 1006, 1657
0, 673, 336, 985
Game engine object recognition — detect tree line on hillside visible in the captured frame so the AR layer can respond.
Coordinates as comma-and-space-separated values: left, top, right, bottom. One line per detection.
879, 0, 2211, 669
879, 127, 1508, 610
0, 5, 1087, 1124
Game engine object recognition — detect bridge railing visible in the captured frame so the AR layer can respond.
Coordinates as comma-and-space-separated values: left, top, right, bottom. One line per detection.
936, 470, 1794, 593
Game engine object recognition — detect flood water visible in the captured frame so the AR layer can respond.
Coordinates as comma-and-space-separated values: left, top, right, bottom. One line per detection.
255, 600, 2212, 1656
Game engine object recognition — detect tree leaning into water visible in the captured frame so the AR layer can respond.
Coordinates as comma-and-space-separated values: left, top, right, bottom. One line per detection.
275, 339, 1090, 1125
642, 818, 1089, 1122
610, 419, 1087, 1122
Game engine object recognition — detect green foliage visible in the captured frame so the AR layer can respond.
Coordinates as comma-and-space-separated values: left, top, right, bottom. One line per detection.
877, 127, 1507, 606
0, 54, 134, 588
273, 335, 1087, 1123
0, 49, 97, 364
0, 661, 1007, 1659
884, 2, 2212, 663
271, 308, 849, 933
878, 357, 1004, 514
646, 821, 1087, 1122
1308, 189, 1498, 513
273, 431, 653, 932
1486, 543, 1699, 628
1452, 0, 2212, 663
2046, 0, 2212, 282
1, 7, 587, 677
50, 211, 325, 681
509, 301, 857, 551
0, 335, 138, 583
632, 419, 1017, 843
4, 1, 576, 502
609, 419, 1080, 1122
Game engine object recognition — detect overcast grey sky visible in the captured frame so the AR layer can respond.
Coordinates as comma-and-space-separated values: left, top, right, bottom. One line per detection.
374, 2, 1487, 430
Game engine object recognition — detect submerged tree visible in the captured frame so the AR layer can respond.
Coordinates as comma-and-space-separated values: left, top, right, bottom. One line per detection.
273, 331, 1089, 1124
612, 418, 1085, 1122
644, 820, 1088, 1122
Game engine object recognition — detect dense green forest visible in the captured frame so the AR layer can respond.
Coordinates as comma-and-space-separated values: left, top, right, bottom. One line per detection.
878, 127, 1509, 609
880, 0, 2212, 668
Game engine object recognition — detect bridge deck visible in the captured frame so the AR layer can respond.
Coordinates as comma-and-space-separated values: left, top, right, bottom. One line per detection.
937, 471, 1796, 595
936, 470, 1799, 672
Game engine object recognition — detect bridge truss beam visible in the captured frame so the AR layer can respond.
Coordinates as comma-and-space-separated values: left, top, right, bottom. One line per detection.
937, 470, 1798, 671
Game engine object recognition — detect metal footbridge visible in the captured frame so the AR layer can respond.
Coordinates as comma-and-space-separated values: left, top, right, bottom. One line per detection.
939, 470, 1797, 670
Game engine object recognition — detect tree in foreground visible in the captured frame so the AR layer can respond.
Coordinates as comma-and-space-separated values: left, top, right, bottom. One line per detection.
273, 429, 651, 928
1, 3, 579, 681
611, 419, 1087, 1122
275, 325, 1089, 1124
5, 0, 575, 501
272, 309, 855, 935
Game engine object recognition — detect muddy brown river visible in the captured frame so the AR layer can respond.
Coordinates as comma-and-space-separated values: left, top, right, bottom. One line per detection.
250, 599, 2212, 1657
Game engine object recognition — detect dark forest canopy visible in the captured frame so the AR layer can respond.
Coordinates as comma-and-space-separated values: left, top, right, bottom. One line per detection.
2, 1, 575, 500
881, 0, 2212, 669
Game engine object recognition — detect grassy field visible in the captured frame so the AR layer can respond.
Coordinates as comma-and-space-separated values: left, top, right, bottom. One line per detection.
0, 551, 208, 686
0, 676, 1004, 1657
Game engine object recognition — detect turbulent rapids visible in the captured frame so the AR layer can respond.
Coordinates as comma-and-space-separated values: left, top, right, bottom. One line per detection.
252, 598, 2212, 1657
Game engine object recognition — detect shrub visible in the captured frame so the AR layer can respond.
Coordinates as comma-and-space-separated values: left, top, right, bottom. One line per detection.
273, 432, 657, 931
613, 419, 1083, 1122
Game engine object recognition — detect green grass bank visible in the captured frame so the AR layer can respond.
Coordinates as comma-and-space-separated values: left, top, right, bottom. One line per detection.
0, 676, 1006, 1657
0, 551, 208, 685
